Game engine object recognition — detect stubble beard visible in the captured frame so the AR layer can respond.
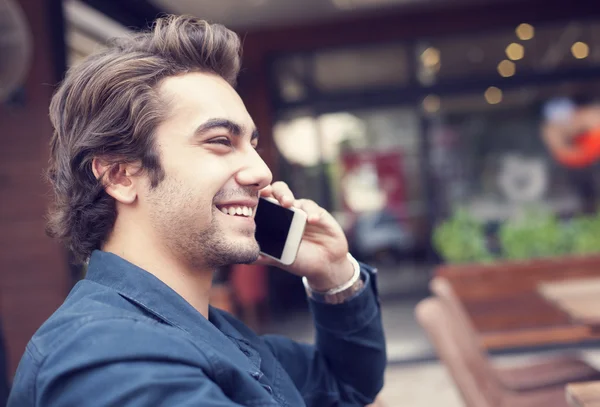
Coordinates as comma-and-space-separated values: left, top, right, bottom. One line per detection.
148, 178, 260, 271
183, 208, 261, 270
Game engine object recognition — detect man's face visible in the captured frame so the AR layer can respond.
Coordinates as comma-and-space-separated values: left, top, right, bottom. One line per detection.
140, 72, 272, 270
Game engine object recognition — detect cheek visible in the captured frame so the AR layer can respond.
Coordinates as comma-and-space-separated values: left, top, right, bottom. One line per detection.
181, 159, 237, 202
164, 148, 241, 195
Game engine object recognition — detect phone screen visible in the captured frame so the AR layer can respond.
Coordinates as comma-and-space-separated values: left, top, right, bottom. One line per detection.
254, 198, 294, 259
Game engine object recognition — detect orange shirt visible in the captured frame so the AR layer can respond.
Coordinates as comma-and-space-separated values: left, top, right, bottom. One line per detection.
553, 128, 600, 168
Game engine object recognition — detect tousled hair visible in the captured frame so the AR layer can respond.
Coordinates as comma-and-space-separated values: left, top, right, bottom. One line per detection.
46, 15, 242, 263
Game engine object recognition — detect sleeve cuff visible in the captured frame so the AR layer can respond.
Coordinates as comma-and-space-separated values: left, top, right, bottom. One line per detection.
307, 263, 380, 334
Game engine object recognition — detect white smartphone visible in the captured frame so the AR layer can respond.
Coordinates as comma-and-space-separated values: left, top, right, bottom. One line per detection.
254, 197, 307, 266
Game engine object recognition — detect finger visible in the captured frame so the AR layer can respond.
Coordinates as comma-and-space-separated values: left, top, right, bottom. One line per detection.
269, 181, 295, 208
259, 185, 273, 197
294, 199, 326, 223
296, 200, 343, 236
253, 254, 279, 267
307, 210, 328, 224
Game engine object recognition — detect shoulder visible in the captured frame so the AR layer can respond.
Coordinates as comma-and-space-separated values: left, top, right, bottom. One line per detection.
45, 316, 209, 365
29, 281, 211, 368
29, 281, 159, 354
11, 315, 213, 407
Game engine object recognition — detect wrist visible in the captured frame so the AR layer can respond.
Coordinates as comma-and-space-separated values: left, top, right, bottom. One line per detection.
303, 253, 363, 304
304, 253, 356, 292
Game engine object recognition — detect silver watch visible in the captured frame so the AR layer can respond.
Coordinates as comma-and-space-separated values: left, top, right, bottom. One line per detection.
302, 253, 364, 304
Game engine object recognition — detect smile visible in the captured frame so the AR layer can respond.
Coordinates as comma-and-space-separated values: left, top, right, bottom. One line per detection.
217, 205, 254, 217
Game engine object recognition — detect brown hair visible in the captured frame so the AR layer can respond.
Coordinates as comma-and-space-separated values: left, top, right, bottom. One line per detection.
46, 15, 242, 263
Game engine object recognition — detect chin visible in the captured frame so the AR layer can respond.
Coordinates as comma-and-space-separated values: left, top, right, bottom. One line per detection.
237, 253, 260, 265
227, 237, 260, 264
228, 249, 260, 265
188, 227, 260, 268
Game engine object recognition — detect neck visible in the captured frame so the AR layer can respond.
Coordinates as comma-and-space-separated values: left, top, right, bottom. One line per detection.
103, 218, 214, 318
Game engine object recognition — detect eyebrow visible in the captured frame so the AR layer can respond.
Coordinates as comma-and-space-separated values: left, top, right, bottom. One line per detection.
193, 118, 259, 141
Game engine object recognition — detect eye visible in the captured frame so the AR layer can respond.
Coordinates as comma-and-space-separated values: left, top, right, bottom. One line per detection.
207, 137, 232, 147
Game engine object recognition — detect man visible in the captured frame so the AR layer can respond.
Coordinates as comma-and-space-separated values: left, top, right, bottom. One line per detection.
8, 15, 386, 406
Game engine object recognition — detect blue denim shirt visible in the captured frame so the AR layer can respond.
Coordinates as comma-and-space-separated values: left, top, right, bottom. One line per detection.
9, 251, 386, 406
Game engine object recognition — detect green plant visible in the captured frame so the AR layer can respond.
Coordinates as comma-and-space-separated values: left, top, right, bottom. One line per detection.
433, 208, 493, 264
568, 212, 600, 255
433, 206, 600, 264
498, 210, 568, 260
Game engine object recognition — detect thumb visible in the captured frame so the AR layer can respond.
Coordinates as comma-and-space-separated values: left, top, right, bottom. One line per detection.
252, 254, 278, 267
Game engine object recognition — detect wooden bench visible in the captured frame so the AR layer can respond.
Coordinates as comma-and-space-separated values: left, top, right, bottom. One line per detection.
567, 382, 600, 407
435, 254, 600, 350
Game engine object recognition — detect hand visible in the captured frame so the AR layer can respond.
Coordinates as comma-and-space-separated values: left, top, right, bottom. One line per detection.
254, 182, 354, 292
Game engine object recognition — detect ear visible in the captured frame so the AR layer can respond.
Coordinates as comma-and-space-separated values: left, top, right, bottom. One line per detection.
92, 158, 139, 205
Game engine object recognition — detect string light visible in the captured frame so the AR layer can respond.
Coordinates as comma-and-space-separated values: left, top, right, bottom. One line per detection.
485, 87, 503, 104
421, 47, 441, 69
422, 95, 441, 113
497, 60, 516, 77
516, 23, 535, 40
571, 42, 590, 59
505, 43, 525, 61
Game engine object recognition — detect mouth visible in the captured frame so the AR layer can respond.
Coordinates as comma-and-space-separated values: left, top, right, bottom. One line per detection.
215, 204, 256, 219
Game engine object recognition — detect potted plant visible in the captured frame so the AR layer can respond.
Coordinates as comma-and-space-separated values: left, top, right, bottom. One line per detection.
433, 208, 600, 263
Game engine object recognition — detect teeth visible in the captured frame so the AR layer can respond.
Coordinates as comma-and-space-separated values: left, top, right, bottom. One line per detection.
219, 206, 254, 217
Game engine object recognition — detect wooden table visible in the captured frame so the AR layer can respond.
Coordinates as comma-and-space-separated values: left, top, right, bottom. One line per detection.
567, 381, 600, 407
538, 277, 600, 327
539, 279, 600, 406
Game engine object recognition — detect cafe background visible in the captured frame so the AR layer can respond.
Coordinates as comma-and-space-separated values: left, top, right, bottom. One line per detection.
259, 1, 600, 311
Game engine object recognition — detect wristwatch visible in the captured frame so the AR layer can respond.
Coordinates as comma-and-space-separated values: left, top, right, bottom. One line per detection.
302, 253, 364, 304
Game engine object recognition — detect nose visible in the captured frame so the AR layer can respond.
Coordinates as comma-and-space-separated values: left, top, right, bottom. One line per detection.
235, 147, 273, 190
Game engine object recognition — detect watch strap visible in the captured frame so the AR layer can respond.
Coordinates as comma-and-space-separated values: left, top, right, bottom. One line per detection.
302, 253, 364, 304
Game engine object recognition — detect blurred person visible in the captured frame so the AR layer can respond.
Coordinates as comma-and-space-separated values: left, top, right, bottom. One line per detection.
542, 98, 600, 213
542, 98, 600, 168
8, 15, 386, 407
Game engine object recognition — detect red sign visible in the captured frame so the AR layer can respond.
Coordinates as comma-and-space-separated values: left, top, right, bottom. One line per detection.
340, 149, 407, 217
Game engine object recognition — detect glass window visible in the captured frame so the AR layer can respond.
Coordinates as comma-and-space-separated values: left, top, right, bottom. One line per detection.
427, 80, 600, 222
270, 17, 600, 270
313, 44, 409, 91
274, 106, 428, 265
273, 55, 310, 103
